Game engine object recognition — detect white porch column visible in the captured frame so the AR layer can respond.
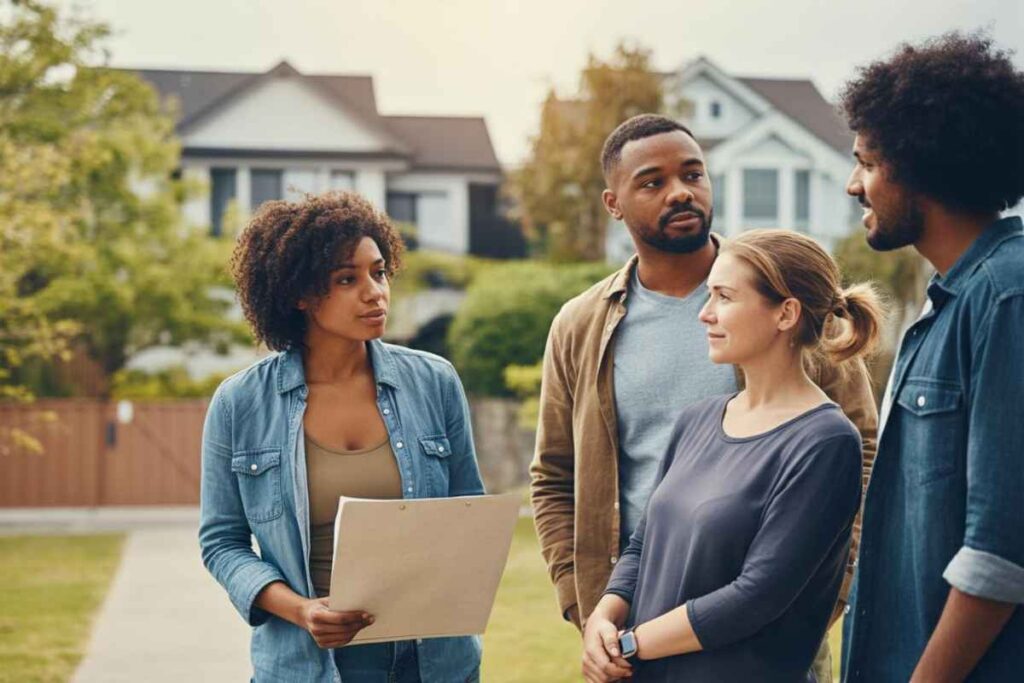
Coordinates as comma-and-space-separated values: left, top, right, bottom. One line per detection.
778, 164, 796, 230
726, 167, 743, 237
182, 165, 210, 229
236, 166, 252, 216
356, 169, 387, 209
451, 182, 469, 254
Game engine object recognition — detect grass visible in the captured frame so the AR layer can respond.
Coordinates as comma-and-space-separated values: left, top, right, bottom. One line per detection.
0, 534, 124, 683
483, 516, 845, 682
482, 517, 580, 681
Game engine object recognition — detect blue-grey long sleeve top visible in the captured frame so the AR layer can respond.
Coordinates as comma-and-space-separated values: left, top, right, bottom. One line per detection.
605, 393, 862, 682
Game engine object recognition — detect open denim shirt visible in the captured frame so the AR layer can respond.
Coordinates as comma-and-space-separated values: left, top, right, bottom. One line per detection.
199, 340, 485, 682
842, 217, 1024, 681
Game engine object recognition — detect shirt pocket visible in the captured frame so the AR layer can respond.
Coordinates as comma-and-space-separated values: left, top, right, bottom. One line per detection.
231, 447, 284, 523
419, 435, 452, 496
896, 379, 964, 485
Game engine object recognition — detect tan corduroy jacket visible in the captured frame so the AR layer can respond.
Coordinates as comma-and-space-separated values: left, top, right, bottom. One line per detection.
529, 253, 878, 629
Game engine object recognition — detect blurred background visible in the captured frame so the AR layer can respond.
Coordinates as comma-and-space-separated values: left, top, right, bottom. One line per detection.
1, 1, 1021, 681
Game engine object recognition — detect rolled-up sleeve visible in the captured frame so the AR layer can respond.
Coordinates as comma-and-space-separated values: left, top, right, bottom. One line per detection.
198, 386, 287, 626
942, 293, 1024, 604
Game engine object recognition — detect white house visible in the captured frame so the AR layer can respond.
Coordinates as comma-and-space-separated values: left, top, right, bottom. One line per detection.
607, 57, 860, 261
131, 60, 523, 257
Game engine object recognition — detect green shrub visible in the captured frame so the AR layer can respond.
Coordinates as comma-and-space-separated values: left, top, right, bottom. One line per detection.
449, 261, 613, 395
110, 366, 228, 400
504, 362, 543, 427
391, 250, 491, 297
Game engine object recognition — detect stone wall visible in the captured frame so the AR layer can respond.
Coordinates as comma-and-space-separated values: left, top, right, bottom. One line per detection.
468, 397, 535, 493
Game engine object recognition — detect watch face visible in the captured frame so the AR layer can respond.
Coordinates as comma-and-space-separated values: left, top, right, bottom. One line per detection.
619, 630, 637, 657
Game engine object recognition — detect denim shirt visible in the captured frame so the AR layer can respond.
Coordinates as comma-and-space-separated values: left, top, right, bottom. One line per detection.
199, 340, 485, 682
842, 217, 1024, 681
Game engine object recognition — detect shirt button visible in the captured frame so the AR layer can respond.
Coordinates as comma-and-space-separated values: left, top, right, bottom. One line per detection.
610, 556, 618, 565
844, 604, 851, 615
416, 639, 423, 645
383, 408, 391, 415
407, 486, 413, 493
613, 501, 620, 510
250, 463, 258, 472
396, 441, 404, 449
437, 446, 444, 453
606, 323, 614, 331
917, 395, 926, 407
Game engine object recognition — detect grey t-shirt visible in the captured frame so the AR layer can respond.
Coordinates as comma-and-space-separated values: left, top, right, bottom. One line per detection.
613, 268, 738, 545
606, 394, 862, 682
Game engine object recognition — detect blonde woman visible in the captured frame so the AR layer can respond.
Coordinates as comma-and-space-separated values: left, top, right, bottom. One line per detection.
582, 229, 885, 682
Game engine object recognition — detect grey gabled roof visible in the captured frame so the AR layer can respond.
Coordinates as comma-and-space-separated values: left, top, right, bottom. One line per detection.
385, 116, 500, 172
125, 62, 500, 172
736, 77, 853, 155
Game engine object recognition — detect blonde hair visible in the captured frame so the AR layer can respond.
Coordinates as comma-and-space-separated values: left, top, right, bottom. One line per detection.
721, 229, 885, 365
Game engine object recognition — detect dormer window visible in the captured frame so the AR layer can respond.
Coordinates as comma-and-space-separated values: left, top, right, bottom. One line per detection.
710, 101, 722, 119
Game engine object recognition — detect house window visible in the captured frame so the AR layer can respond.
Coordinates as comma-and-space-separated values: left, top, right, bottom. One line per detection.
250, 169, 283, 210
209, 167, 237, 237
386, 192, 417, 224
795, 170, 810, 230
743, 169, 778, 222
710, 101, 722, 119
330, 171, 355, 191
711, 174, 726, 228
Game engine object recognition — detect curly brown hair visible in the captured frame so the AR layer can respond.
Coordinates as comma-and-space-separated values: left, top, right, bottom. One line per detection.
231, 191, 404, 351
840, 32, 1024, 215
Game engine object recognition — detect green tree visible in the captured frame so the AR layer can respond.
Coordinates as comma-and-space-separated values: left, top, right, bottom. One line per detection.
507, 42, 663, 261
0, 0, 242, 404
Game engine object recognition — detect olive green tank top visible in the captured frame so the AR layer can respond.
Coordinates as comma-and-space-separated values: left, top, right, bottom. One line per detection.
305, 435, 402, 597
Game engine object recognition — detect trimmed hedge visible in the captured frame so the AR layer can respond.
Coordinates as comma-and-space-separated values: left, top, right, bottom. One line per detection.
448, 261, 613, 395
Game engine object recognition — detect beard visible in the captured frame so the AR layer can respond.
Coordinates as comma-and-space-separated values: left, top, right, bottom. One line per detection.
635, 203, 714, 254
865, 194, 924, 252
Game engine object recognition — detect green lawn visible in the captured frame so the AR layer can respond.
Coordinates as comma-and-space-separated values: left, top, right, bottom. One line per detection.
482, 517, 581, 681
483, 517, 845, 682
0, 534, 124, 683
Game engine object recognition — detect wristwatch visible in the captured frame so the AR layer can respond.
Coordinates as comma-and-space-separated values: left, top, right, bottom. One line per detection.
618, 628, 639, 660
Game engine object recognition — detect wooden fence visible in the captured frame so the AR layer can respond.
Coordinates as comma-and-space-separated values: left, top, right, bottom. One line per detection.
0, 399, 208, 507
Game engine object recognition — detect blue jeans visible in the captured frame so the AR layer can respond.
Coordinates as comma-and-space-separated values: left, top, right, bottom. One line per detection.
334, 641, 420, 683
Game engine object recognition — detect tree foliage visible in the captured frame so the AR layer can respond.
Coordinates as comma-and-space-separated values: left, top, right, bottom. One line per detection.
0, 1, 242, 407
507, 42, 663, 261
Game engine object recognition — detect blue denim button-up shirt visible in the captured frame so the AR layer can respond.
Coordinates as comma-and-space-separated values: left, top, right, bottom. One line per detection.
842, 217, 1024, 681
199, 340, 485, 682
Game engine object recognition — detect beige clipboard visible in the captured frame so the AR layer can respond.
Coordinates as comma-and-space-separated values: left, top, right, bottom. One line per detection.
327, 493, 520, 645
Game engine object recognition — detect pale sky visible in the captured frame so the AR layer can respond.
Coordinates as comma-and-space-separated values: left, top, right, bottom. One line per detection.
76, 0, 1022, 165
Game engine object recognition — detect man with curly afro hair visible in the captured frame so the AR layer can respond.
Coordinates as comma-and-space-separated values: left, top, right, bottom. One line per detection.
841, 32, 1024, 682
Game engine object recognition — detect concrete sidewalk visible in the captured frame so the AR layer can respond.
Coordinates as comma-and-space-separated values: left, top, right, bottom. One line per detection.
72, 526, 253, 682
0, 506, 202, 536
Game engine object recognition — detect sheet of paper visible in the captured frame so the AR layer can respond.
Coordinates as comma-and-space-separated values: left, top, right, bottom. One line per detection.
327, 493, 520, 645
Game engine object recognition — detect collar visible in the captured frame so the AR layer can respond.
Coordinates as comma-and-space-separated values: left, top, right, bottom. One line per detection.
926, 216, 1022, 307
602, 232, 726, 301
275, 338, 400, 394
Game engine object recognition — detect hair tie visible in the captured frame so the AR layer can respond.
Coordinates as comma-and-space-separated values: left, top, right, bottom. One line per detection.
832, 291, 849, 318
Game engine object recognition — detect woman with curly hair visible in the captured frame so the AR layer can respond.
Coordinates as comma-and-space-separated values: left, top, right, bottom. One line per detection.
581, 229, 884, 682
199, 192, 484, 682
